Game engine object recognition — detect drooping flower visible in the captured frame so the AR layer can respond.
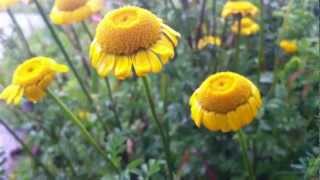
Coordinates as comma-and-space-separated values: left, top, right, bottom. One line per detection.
197, 36, 222, 50
0, 0, 19, 10
50, 0, 103, 25
90, 6, 181, 80
279, 40, 297, 54
0, 57, 69, 105
231, 17, 260, 36
221, 1, 259, 18
189, 72, 262, 132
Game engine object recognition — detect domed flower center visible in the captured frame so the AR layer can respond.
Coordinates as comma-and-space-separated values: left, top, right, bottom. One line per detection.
95, 6, 162, 55
55, 0, 88, 11
197, 72, 252, 113
13, 58, 47, 85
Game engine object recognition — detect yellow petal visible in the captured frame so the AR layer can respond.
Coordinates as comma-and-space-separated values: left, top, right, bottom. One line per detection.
52, 64, 69, 73
226, 111, 239, 131
237, 103, 254, 126
0, 85, 22, 104
133, 50, 151, 77
202, 111, 218, 131
97, 54, 115, 77
216, 113, 231, 132
151, 36, 174, 64
114, 56, 132, 80
90, 44, 103, 68
162, 24, 181, 46
190, 101, 203, 127
147, 51, 162, 73
13, 88, 24, 105
38, 74, 54, 89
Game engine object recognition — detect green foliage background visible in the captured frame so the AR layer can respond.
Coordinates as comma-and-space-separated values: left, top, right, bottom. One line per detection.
0, 0, 319, 179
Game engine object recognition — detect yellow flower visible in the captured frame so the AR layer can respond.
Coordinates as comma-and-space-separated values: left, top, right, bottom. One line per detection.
0, 57, 69, 104
221, 1, 259, 18
189, 72, 262, 132
90, 6, 181, 80
231, 17, 260, 36
0, 0, 18, 10
279, 40, 297, 54
197, 36, 222, 50
50, 0, 103, 25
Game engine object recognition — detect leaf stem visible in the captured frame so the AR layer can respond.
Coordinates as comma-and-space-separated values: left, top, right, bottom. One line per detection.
237, 130, 255, 180
105, 78, 122, 130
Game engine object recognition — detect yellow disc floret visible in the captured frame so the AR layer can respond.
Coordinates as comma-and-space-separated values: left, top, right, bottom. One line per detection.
95, 6, 162, 55
189, 72, 262, 132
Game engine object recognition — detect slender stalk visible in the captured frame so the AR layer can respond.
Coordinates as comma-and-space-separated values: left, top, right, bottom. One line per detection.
33, 0, 93, 104
0, 119, 55, 179
233, 15, 242, 71
211, 0, 217, 35
258, 0, 265, 77
141, 76, 173, 180
7, 8, 33, 58
105, 78, 122, 129
81, 21, 93, 41
237, 130, 255, 180
46, 90, 119, 173
69, 25, 91, 77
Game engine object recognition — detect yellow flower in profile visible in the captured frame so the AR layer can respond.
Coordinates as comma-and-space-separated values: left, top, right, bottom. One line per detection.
221, 1, 259, 18
50, 0, 103, 25
0, 0, 18, 10
279, 40, 297, 54
197, 36, 222, 50
231, 17, 260, 36
90, 6, 181, 80
0, 57, 69, 104
189, 72, 262, 132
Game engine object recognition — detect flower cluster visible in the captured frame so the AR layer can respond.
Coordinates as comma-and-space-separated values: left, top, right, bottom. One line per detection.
231, 17, 260, 36
197, 36, 221, 50
279, 39, 298, 54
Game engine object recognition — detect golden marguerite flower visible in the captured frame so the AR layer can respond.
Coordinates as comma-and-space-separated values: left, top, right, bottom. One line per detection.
279, 40, 297, 54
50, 0, 103, 25
197, 36, 221, 50
0, 0, 18, 10
231, 17, 260, 36
0, 57, 69, 104
221, 1, 259, 18
189, 72, 262, 132
90, 6, 181, 80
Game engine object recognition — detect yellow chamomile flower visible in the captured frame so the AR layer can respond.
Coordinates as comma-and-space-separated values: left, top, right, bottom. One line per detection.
0, 0, 18, 10
189, 72, 262, 132
221, 1, 259, 18
279, 40, 297, 54
0, 57, 69, 104
50, 0, 103, 25
231, 17, 260, 36
197, 36, 222, 50
90, 6, 181, 80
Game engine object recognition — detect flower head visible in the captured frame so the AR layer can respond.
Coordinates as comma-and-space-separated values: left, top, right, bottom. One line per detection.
197, 36, 221, 50
189, 72, 262, 132
0, 57, 69, 104
90, 6, 181, 80
231, 17, 260, 36
50, 0, 103, 25
221, 1, 259, 18
0, 0, 19, 10
279, 40, 297, 54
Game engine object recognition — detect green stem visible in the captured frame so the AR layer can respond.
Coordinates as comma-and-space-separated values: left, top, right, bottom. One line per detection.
46, 90, 119, 173
105, 78, 122, 129
233, 15, 242, 71
141, 76, 173, 180
0, 119, 55, 179
81, 21, 93, 41
258, 0, 265, 77
33, 0, 93, 104
7, 8, 33, 58
237, 130, 255, 180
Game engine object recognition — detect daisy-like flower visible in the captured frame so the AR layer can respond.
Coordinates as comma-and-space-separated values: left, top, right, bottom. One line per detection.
197, 36, 222, 50
0, 0, 18, 10
279, 40, 297, 54
231, 17, 260, 36
50, 0, 103, 25
221, 1, 259, 18
189, 72, 262, 132
90, 6, 181, 80
0, 57, 69, 104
